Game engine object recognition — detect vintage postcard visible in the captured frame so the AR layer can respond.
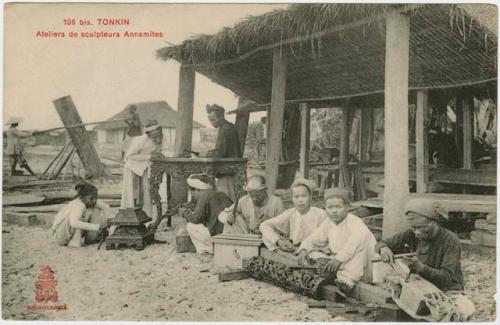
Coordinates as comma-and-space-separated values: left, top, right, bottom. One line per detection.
1, 1, 497, 322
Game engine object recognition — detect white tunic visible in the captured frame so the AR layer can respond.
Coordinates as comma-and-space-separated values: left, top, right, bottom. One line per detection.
298, 213, 377, 288
259, 206, 327, 251
120, 134, 171, 219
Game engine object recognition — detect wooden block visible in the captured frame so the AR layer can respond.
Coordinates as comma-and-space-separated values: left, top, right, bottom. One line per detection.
317, 285, 339, 302
374, 303, 412, 322
475, 219, 496, 234
218, 270, 250, 282
351, 282, 393, 305
260, 247, 300, 266
470, 230, 496, 247
3, 212, 41, 227
486, 213, 496, 224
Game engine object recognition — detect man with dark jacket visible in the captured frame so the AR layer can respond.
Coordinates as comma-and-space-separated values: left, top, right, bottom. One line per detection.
184, 174, 233, 254
205, 104, 241, 200
375, 198, 475, 320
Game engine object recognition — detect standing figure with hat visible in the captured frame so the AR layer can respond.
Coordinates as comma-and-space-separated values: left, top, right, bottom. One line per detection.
120, 120, 172, 222
121, 104, 142, 160
5, 116, 35, 176
260, 178, 327, 252
204, 104, 241, 201
297, 188, 377, 290
218, 175, 284, 234
182, 174, 233, 254
375, 198, 475, 320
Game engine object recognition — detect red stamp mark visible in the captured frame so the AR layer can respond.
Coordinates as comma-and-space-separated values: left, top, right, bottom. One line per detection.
26, 265, 68, 311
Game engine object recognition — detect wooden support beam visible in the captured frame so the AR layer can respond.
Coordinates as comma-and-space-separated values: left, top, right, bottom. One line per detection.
172, 65, 195, 205
266, 47, 287, 195
360, 108, 372, 162
383, 14, 410, 239
299, 103, 311, 178
235, 111, 250, 156
339, 106, 350, 166
52, 95, 106, 178
463, 96, 474, 169
416, 90, 429, 193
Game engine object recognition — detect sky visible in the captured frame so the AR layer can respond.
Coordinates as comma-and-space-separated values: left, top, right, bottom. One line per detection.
3, 3, 287, 131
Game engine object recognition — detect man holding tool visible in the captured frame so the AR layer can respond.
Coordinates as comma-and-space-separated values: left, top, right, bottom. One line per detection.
375, 198, 475, 319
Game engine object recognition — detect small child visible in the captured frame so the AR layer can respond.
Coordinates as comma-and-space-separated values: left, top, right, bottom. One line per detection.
259, 178, 327, 252
51, 182, 112, 247
297, 188, 377, 289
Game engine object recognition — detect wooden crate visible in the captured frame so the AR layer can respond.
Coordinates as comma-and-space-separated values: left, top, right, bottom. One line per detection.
212, 234, 262, 270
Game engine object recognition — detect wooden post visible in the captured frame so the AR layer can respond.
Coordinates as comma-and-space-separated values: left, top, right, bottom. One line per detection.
172, 65, 195, 204
235, 111, 250, 156
52, 95, 106, 177
416, 90, 429, 193
299, 103, 310, 178
360, 108, 372, 162
340, 106, 350, 165
266, 48, 287, 195
382, 14, 410, 239
463, 96, 474, 169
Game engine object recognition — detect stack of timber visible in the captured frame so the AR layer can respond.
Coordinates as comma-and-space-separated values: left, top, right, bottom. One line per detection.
2, 192, 122, 229
470, 214, 496, 247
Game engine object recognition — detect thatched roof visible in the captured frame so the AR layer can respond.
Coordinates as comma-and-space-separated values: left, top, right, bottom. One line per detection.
157, 4, 497, 105
94, 101, 205, 130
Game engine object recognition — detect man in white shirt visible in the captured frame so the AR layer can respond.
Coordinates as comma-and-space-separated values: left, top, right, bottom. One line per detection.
297, 188, 377, 289
120, 120, 171, 222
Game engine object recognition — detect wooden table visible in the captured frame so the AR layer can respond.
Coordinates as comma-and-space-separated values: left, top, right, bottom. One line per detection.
149, 157, 247, 220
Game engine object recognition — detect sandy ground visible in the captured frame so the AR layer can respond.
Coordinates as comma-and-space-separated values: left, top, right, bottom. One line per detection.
1, 213, 497, 322
2, 215, 340, 322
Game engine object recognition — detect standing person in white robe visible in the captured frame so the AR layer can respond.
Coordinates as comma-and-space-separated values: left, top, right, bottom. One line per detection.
297, 188, 377, 290
259, 178, 327, 252
120, 120, 171, 222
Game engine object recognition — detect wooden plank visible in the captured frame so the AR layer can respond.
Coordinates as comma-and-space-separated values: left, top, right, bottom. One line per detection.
218, 270, 250, 282
2, 194, 46, 206
416, 90, 429, 193
299, 102, 311, 178
383, 13, 410, 239
52, 95, 106, 177
408, 193, 496, 213
428, 168, 496, 187
4, 204, 64, 213
351, 282, 393, 305
172, 64, 195, 205
260, 247, 300, 266
265, 48, 287, 194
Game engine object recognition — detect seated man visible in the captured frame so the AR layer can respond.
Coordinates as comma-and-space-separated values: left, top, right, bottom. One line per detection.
260, 178, 327, 252
218, 175, 284, 234
183, 174, 233, 254
297, 188, 377, 289
375, 198, 475, 320
51, 182, 112, 247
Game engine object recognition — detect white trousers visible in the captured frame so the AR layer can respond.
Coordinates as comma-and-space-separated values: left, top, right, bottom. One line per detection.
186, 223, 213, 254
